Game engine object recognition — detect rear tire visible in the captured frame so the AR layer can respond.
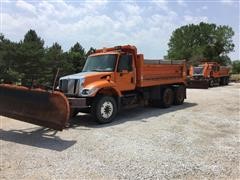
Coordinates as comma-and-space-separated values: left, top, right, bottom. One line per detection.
160, 87, 174, 108
174, 85, 185, 105
91, 96, 117, 124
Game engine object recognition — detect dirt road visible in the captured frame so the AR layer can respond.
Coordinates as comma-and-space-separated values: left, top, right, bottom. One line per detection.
1, 83, 239, 179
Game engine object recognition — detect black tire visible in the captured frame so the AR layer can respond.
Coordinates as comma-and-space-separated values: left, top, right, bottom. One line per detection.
70, 108, 79, 118
209, 79, 214, 87
223, 77, 227, 85
174, 85, 185, 105
160, 88, 174, 108
148, 99, 160, 107
220, 77, 224, 86
226, 77, 229, 85
91, 96, 117, 124
216, 78, 220, 86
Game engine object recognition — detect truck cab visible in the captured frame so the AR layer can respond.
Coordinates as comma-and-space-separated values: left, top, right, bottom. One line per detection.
59, 46, 138, 123
59, 48, 136, 97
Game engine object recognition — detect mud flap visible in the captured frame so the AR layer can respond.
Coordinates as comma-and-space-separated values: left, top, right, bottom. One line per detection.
187, 80, 209, 89
0, 84, 70, 130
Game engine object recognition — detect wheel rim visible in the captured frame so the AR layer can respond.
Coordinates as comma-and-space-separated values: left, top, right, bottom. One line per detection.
100, 101, 114, 119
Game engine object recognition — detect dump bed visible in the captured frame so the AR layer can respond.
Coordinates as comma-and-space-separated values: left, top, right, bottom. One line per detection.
136, 54, 187, 87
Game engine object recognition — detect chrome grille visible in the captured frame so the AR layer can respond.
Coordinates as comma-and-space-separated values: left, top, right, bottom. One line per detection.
68, 79, 75, 94
59, 79, 81, 95
60, 79, 68, 93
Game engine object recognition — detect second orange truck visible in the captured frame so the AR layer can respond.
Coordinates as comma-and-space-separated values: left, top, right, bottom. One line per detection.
188, 62, 230, 88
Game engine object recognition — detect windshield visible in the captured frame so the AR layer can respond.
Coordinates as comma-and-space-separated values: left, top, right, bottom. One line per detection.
193, 67, 203, 75
82, 54, 117, 72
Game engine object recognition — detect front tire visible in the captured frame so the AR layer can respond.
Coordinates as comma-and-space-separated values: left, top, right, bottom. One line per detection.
226, 77, 229, 85
91, 96, 117, 124
209, 79, 214, 87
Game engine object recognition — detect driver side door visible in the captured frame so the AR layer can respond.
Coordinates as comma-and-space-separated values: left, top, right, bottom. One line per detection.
115, 54, 136, 91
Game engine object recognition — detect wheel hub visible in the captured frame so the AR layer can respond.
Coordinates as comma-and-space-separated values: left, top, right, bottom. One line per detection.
100, 101, 113, 119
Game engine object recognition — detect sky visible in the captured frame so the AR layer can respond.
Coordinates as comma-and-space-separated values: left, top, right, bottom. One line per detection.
1, 0, 239, 60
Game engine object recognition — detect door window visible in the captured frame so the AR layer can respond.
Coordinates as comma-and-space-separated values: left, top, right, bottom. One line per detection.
213, 66, 219, 72
117, 54, 133, 72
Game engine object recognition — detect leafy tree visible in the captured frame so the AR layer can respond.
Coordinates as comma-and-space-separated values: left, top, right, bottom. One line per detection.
0, 30, 97, 86
42, 42, 63, 86
43, 42, 73, 87
167, 22, 235, 65
0, 34, 23, 83
68, 42, 86, 73
16, 29, 45, 86
232, 60, 240, 74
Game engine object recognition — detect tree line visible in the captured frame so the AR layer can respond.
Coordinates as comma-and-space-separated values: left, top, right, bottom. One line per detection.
167, 22, 235, 66
0, 22, 239, 87
0, 29, 94, 87
166, 22, 239, 73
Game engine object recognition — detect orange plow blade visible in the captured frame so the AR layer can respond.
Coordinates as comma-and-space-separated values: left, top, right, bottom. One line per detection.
0, 84, 70, 130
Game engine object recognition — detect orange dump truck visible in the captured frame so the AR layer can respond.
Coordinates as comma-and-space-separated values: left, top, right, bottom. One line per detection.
0, 45, 187, 130
188, 62, 230, 88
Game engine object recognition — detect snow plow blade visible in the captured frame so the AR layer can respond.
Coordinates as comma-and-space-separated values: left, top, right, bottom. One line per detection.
187, 80, 209, 89
0, 84, 70, 130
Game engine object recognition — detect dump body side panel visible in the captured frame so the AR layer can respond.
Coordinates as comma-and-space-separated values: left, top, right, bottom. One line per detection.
136, 55, 186, 87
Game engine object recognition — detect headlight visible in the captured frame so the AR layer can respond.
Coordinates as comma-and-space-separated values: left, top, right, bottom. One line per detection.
81, 87, 98, 96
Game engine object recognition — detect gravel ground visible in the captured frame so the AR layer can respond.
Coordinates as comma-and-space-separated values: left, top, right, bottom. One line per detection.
1, 83, 240, 179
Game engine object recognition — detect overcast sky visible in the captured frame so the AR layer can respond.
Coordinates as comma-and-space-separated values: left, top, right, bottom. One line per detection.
1, 0, 239, 60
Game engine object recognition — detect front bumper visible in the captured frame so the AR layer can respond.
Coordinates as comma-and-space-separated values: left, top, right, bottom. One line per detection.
191, 75, 205, 80
68, 97, 88, 108
187, 79, 209, 89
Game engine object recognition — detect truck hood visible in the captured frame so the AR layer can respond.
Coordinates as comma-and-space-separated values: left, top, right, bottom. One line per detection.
60, 72, 113, 89
59, 71, 118, 97
60, 71, 112, 80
